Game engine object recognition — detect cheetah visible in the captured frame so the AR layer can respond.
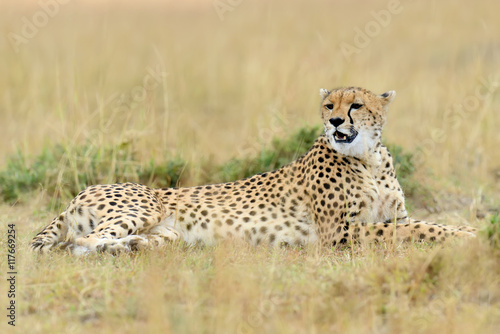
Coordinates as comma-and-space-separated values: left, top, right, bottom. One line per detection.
30, 86, 476, 255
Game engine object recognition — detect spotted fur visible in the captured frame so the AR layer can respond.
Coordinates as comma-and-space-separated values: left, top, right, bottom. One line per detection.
30, 87, 476, 254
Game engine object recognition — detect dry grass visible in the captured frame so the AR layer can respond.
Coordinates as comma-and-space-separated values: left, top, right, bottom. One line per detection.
1, 0, 500, 333
2, 212, 500, 333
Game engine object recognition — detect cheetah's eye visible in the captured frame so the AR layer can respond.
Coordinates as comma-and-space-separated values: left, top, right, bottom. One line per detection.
350, 103, 363, 110
324, 104, 334, 110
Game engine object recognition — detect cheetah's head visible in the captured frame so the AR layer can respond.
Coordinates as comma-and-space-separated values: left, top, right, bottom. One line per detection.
319, 87, 395, 164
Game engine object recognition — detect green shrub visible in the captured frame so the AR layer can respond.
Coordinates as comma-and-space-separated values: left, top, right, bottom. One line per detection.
210, 127, 419, 195
385, 143, 417, 195
209, 126, 321, 183
483, 213, 500, 249
0, 142, 185, 203
0, 126, 419, 205
0, 147, 59, 203
138, 158, 186, 189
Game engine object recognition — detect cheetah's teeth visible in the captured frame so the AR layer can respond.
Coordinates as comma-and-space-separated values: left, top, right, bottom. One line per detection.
335, 132, 347, 140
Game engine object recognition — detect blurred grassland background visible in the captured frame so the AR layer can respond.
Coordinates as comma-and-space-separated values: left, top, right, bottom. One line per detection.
0, 0, 500, 333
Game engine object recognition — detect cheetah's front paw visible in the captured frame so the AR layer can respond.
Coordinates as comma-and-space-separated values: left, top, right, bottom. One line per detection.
123, 235, 149, 251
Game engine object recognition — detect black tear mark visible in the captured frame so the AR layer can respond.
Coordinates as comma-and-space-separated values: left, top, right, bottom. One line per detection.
347, 108, 354, 125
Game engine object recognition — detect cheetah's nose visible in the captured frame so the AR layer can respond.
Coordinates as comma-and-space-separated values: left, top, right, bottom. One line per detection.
329, 117, 344, 127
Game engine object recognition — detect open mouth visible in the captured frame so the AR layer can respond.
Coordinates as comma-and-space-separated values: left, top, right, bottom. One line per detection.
334, 130, 357, 143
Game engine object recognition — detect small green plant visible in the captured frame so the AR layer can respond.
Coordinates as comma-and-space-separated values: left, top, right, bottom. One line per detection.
483, 213, 500, 248
384, 143, 431, 210
385, 143, 416, 194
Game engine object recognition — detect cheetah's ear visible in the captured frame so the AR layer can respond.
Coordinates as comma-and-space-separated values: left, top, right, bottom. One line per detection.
379, 90, 396, 107
319, 88, 330, 100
